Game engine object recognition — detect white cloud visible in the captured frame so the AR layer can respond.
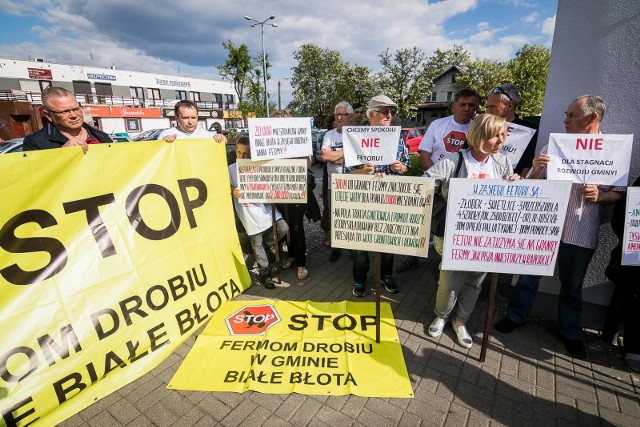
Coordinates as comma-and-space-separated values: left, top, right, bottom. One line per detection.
522, 12, 538, 23
477, 21, 490, 30
542, 15, 556, 44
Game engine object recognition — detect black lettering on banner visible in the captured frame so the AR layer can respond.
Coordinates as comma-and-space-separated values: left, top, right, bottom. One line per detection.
91, 308, 120, 340
1, 396, 39, 427
125, 184, 181, 240
53, 372, 86, 404
0, 209, 68, 286
62, 194, 117, 258
0, 347, 38, 383
36, 324, 82, 366
177, 178, 207, 229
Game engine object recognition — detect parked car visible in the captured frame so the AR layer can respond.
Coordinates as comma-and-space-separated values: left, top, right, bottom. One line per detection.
108, 134, 133, 143
401, 128, 423, 153
311, 129, 326, 165
0, 138, 23, 154
132, 129, 167, 141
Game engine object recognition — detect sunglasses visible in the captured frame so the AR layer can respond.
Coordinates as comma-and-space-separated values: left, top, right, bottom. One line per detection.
490, 87, 512, 102
375, 108, 396, 116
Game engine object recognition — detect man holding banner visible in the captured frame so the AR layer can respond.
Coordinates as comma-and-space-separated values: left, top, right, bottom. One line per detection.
495, 95, 626, 359
160, 100, 226, 143
344, 95, 410, 297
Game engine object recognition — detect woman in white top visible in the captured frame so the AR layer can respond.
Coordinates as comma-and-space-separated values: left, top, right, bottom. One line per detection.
423, 114, 519, 348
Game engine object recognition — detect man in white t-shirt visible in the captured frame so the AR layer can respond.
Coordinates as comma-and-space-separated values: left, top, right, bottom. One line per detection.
159, 100, 226, 143
229, 136, 288, 289
419, 89, 479, 170
320, 101, 353, 262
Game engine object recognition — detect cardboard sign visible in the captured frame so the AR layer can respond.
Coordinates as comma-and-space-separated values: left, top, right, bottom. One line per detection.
441, 178, 572, 275
331, 174, 435, 257
622, 187, 640, 266
343, 126, 401, 167
547, 133, 633, 186
236, 158, 308, 204
501, 121, 536, 168
248, 117, 312, 160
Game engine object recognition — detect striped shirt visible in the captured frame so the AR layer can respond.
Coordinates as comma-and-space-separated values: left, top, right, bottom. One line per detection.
537, 144, 625, 249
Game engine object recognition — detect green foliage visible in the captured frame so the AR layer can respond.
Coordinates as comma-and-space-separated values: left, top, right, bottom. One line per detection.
454, 58, 510, 108
216, 40, 254, 108
377, 47, 431, 121
405, 153, 425, 177
507, 44, 550, 116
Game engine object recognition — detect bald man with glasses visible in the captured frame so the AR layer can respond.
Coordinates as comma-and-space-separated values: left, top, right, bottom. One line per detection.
24, 86, 112, 152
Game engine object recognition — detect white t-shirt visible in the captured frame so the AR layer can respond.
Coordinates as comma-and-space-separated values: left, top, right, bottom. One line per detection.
158, 127, 213, 140
418, 115, 472, 164
228, 163, 283, 236
321, 128, 344, 189
465, 153, 500, 179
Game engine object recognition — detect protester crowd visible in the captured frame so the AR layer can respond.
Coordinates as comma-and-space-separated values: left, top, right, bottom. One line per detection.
23, 85, 639, 370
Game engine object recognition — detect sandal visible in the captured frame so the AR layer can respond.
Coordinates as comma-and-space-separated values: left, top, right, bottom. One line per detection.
297, 268, 309, 280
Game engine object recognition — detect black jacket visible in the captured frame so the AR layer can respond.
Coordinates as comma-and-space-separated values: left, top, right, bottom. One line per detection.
23, 121, 112, 151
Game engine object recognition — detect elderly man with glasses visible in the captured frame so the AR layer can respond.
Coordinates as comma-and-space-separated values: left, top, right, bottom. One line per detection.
24, 86, 112, 152
344, 95, 410, 297
419, 88, 479, 171
485, 83, 538, 175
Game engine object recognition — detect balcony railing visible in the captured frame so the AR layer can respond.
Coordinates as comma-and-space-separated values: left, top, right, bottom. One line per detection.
0, 90, 237, 110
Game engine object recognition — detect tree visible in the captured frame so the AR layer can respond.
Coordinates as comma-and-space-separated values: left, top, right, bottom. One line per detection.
424, 45, 471, 81
377, 47, 431, 121
336, 64, 378, 112
289, 44, 350, 127
454, 58, 510, 106
507, 44, 550, 116
216, 40, 254, 111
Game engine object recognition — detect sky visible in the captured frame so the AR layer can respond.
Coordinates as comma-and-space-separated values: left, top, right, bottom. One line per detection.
0, 0, 558, 106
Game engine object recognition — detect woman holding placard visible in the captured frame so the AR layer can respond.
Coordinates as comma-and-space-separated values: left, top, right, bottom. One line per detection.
423, 114, 519, 348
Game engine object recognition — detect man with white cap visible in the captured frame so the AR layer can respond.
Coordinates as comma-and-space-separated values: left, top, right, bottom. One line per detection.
344, 95, 410, 297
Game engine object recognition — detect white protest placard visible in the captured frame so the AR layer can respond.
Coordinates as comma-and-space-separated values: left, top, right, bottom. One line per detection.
331, 174, 435, 257
236, 158, 308, 204
501, 121, 536, 167
343, 126, 401, 167
547, 133, 633, 186
441, 178, 572, 276
622, 187, 640, 266
248, 117, 313, 160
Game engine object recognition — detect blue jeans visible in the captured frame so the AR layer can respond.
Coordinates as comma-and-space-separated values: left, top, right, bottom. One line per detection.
506, 242, 594, 340
352, 251, 393, 284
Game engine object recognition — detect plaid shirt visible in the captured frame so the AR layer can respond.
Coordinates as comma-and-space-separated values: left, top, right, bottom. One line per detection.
344, 139, 410, 175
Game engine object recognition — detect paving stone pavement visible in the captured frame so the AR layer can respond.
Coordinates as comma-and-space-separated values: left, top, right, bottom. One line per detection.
60, 240, 640, 427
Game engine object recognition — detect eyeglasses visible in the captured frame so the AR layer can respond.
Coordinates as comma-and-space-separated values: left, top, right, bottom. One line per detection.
46, 106, 82, 117
335, 113, 351, 118
490, 87, 512, 102
375, 108, 396, 116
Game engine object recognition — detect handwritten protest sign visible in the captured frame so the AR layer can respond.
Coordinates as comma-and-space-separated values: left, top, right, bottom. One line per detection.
248, 117, 312, 160
547, 133, 633, 186
331, 174, 435, 257
622, 187, 640, 266
501, 121, 536, 167
441, 178, 572, 275
236, 159, 308, 203
342, 126, 401, 167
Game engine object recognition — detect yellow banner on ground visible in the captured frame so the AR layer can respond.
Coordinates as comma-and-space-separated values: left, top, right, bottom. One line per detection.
0, 140, 251, 427
168, 300, 414, 398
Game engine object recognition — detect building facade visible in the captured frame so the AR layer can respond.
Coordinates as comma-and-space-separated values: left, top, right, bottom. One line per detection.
0, 57, 243, 139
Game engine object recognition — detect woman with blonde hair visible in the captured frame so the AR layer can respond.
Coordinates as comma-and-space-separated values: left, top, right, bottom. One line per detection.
423, 113, 519, 348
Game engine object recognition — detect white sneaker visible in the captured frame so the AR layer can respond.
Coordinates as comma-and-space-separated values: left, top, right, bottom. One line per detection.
454, 322, 473, 348
428, 317, 446, 337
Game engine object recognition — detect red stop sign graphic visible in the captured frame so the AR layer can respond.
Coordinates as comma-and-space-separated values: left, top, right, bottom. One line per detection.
225, 304, 281, 335
443, 130, 467, 153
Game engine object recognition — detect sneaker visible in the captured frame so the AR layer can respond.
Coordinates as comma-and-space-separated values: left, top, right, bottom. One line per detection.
454, 322, 473, 349
329, 248, 341, 262
560, 336, 586, 359
428, 317, 446, 337
381, 275, 398, 293
353, 283, 366, 297
494, 316, 525, 334
259, 275, 276, 290
268, 262, 278, 275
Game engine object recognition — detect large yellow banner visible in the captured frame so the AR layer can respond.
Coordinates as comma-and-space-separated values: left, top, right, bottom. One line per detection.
169, 300, 414, 398
0, 140, 251, 426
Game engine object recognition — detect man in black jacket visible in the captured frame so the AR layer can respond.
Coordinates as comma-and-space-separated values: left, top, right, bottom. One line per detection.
23, 87, 112, 152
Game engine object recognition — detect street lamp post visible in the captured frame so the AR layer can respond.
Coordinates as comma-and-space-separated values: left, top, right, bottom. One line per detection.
277, 77, 289, 111
244, 15, 277, 117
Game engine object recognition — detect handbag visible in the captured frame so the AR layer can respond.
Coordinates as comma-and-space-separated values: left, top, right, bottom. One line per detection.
430, 151, 464, 237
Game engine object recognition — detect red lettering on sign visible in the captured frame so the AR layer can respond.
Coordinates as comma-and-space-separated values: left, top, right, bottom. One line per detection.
575, 138, 603, 150
361, 138, 380, 148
